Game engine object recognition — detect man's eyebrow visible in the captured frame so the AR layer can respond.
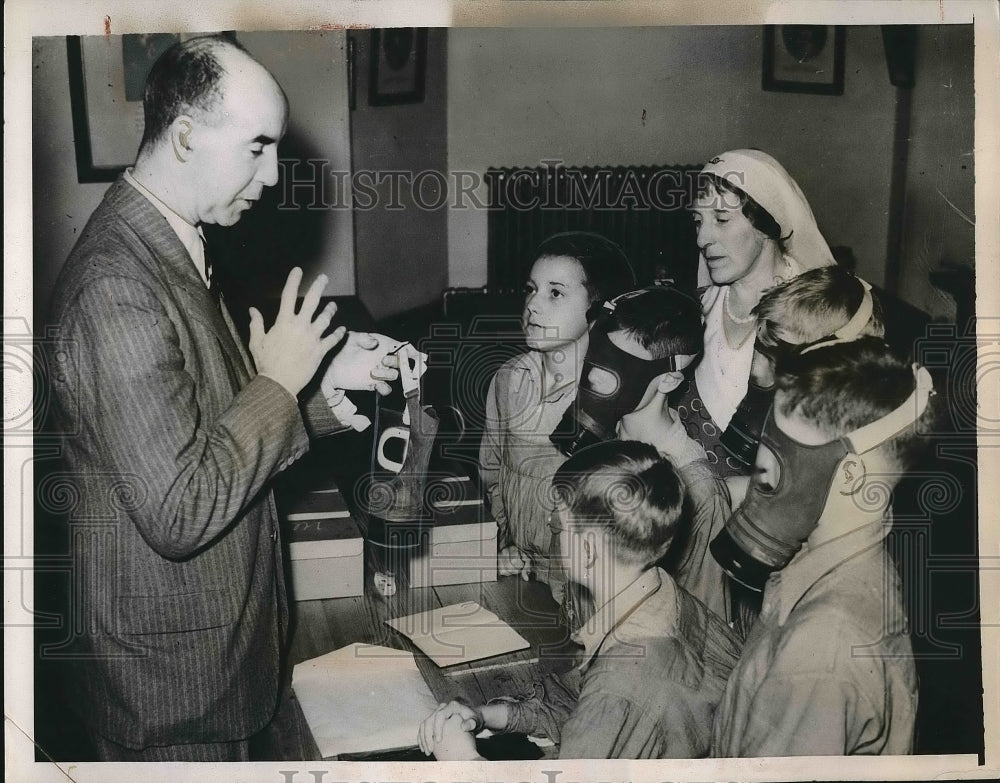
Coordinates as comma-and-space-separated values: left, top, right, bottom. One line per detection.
252, 135, 278, 145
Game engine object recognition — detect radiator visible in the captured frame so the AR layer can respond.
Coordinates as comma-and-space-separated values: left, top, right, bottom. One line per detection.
485, 164, 702, 293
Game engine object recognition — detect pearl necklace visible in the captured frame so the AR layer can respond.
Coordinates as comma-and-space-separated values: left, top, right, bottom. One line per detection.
724, 288, 757, 325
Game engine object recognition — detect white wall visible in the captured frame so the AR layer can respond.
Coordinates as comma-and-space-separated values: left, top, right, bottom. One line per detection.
32, 30, 354, 326
349, 29, 449, 322
446, 26, 899, 291
897, 25, 974, 321
237, 30, 355, 297
32, 36, 115, 324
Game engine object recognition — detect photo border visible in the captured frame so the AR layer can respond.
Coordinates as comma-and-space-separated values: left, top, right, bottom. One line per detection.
5, 2, 998, 783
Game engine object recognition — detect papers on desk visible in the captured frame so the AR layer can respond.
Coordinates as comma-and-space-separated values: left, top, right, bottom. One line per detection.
386, 601, 531, 668
292, 643, 437, 758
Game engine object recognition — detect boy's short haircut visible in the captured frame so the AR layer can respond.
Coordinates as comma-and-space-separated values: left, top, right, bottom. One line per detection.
754, 266, 885, 350
773, 336, 937, 473
553, 439, 686, 567
605, 286, 704, 363
533, 232, 637, 317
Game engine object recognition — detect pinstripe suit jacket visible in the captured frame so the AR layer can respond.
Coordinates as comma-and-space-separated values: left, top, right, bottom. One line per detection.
48, 177, 345, 748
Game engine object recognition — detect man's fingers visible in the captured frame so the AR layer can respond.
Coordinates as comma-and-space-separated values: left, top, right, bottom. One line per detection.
371, 366, 399, 382
300, 273, 329, 320
248, 307, 263, 341
352, 332, 380, 350
277, 267, 303, 319
372, 380, 392, 397
318, 325, 348, 354
311, 300, 337, 332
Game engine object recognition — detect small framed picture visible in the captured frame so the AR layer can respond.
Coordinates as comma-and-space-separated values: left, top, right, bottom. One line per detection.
368, 28, 427, 106
67, 34, 179, 182
347, 36, 357, 110
762, 25, 846, 96
67, 33, 237, 183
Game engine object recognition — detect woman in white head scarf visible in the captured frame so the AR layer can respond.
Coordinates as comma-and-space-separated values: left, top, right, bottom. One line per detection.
676, 149, 835, 477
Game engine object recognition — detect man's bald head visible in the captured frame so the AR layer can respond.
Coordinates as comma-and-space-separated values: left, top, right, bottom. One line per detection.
139, 35, 280, 153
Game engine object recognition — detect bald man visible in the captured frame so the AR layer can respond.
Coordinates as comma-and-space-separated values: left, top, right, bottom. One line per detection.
48, 35, 391, 761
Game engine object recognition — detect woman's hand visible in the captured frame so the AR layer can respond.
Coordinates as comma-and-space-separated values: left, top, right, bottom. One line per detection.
418, 700, 483, 756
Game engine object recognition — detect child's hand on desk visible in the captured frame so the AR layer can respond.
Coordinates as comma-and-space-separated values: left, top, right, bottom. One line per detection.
418, 701, 482, 758
431, 714, 482, 760
498, 545, 532, 581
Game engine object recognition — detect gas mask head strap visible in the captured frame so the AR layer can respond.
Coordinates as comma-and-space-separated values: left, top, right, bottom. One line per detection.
602, 287, 647, 316
799, 277, 875, 355
600, 286, 700, 374
845, 364, 934, 455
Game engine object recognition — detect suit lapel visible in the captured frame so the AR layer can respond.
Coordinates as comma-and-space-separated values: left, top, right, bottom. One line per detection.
109, 179, 255, 381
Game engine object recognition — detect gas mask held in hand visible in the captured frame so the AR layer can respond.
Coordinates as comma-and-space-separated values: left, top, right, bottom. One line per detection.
711, 364, 934, 591
550, 326, 678, 456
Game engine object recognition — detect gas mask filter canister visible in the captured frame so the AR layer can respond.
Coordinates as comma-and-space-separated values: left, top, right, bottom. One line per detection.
720, 276, 876, 470
711, 362, 934, 591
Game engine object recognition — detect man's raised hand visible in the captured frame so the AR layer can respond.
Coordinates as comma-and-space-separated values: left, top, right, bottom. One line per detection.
249, 268, 344, 397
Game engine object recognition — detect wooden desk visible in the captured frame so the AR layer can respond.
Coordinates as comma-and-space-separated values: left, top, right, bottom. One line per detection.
287, 574, 579, 760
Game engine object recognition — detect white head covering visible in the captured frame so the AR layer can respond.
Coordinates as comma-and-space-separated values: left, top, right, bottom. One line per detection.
700, 149, 835, 271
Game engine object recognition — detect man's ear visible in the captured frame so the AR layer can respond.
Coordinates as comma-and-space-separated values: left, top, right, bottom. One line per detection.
581, 534, 598, 572
835, 453, 867, 495
170, 116, 195, 162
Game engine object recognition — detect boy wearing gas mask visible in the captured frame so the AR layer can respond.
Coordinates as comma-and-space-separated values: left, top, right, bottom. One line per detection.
549, 284, 703, 457
546, 283, 703, 629
627, 337, 933, 754
620, 268, 885, 628
720, 266, 886, 475
708, 337, 934, 756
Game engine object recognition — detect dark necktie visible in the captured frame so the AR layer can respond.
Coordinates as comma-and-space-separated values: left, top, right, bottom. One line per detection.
201, 236, 221, 307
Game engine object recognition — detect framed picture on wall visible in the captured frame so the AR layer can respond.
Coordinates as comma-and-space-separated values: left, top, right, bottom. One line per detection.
347, 36, 357, 110
67, 34, 177, 182
762, 25, 846, 95
368, 28, 427, 106
67, 33, 237, 183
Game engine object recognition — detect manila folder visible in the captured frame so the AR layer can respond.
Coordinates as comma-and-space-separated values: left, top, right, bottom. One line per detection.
386, 601, 530, 667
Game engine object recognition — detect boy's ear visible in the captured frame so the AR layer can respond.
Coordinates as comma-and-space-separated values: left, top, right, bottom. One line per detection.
835, 453, 866, 495
585, 300, 607, 323
657, 370, 685, 395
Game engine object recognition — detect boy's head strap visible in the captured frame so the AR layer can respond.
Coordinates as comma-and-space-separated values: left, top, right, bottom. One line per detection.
800, 277, 874, 355
846, 364, 934, 455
